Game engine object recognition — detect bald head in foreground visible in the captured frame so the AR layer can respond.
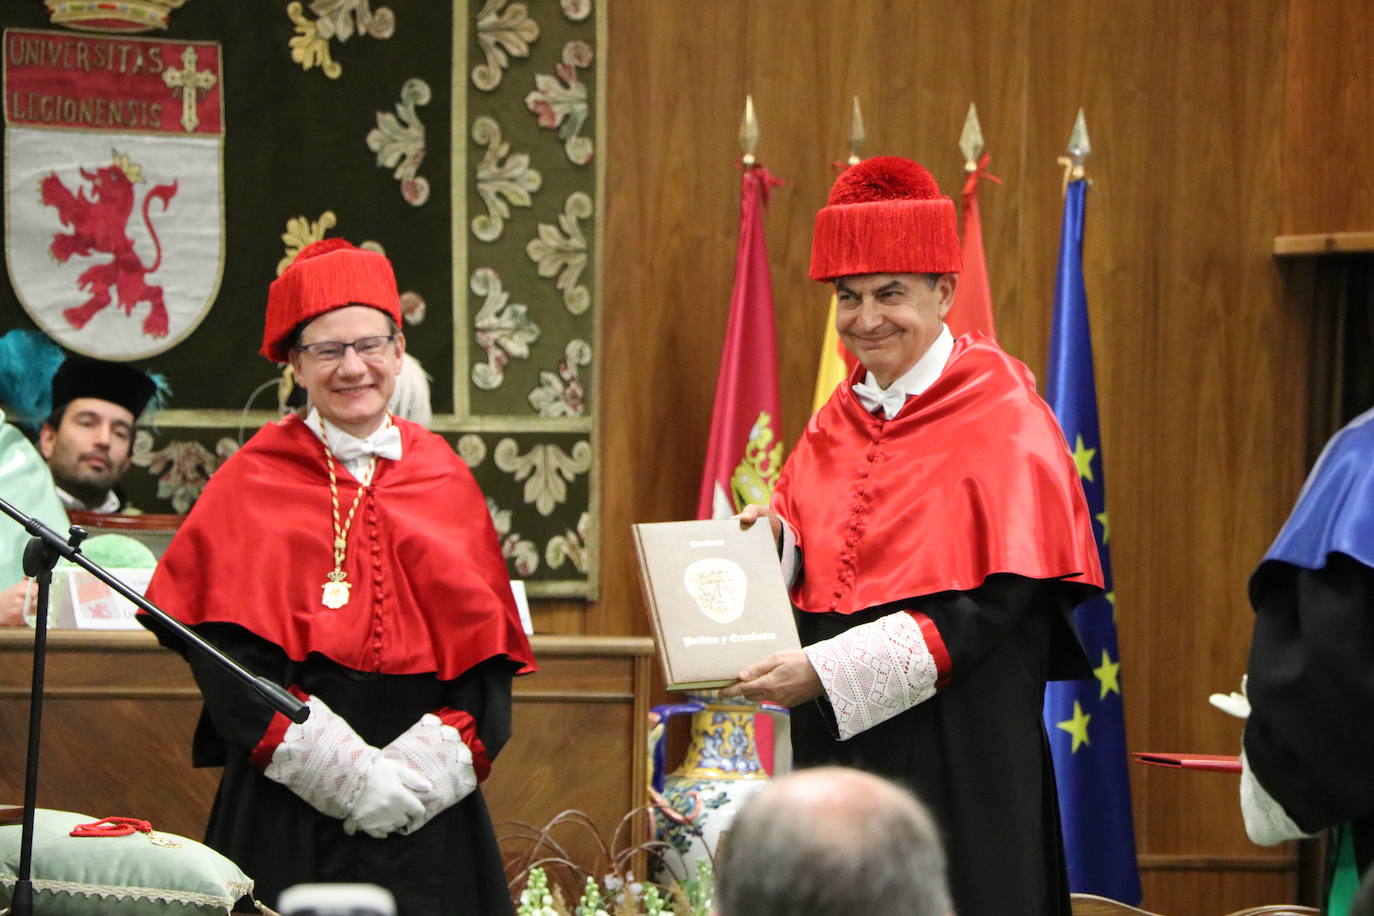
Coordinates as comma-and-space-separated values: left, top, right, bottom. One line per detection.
714, 767, 952, 916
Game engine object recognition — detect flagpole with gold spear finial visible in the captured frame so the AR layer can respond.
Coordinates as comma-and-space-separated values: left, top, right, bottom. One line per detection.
950, 102, 1001, 339
1059, 107, 1091, 193
960, 101, 985, 173
846, 96, 865, 166
740, 94, 759, 167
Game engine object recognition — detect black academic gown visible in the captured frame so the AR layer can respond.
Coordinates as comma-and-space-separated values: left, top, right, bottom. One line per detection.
1245, 554, 1374, 905
176, 622, 518, 916
791, 574, 1091, 916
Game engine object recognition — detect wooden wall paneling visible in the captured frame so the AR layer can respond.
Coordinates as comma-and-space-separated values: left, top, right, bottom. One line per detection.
1282, 1, 1374, 235
1139, 862, 1300, 916
486, 637, 654, 882
4, 698, 219, 838
945, 2, 1035, 372
587, 0, 749, 639
0, 632, 218, 838
1133, 0, 1296, 871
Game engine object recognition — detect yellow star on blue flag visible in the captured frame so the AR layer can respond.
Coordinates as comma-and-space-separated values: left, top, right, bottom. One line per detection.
1093, 649, 1121, 699
1056, 700, 1092, 753
1072, 435, 1097, 482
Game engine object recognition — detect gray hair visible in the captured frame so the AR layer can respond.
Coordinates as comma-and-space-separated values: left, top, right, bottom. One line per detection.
713, 767, 950, 916
388, 352, 432, 427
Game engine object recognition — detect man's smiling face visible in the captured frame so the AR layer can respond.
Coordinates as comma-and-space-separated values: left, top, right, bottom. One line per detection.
289, 305, 404, 438
834, 272, 956, 388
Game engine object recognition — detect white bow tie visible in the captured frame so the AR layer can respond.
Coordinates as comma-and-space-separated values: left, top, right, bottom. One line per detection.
852, 381, 910, 419
328, 425, 402, 463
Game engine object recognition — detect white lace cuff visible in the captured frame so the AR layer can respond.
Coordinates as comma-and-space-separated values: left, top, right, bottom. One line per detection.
264, 693, 380, 820
803, 611, 943, 741
384, 713, 478, 834
1240, 749, 1314, 845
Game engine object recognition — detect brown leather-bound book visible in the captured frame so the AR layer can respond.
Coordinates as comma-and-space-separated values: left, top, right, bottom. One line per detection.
632, 518, 800, 691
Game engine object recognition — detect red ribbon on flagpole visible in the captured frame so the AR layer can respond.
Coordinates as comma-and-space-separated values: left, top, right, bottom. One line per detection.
961, 152, 1002, 196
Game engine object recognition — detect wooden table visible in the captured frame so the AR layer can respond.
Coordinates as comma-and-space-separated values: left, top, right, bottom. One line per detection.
0, 630, 653, 879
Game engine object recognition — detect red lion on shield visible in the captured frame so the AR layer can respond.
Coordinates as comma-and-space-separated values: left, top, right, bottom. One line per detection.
40, 152, 178, 338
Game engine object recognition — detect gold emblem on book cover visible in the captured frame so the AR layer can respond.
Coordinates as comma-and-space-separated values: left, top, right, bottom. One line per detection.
683, 558, 748, 625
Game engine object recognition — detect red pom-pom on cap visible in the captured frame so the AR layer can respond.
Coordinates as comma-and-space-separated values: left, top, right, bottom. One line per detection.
827, 156, 941, 205
294, 238, 355, 261
810, 156, 962, 281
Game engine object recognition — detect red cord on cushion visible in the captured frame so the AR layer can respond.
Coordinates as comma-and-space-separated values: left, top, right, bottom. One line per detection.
71, 816, 153, 837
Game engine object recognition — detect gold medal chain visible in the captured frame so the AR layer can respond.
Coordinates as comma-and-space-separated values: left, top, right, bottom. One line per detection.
323, 433, 376, 589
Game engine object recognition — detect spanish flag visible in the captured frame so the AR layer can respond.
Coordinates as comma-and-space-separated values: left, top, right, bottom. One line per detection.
810, 295, 857, 414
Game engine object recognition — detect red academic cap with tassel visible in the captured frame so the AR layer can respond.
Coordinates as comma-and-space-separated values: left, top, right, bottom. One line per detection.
260, 238, 402, 363
808, 155, 963, 281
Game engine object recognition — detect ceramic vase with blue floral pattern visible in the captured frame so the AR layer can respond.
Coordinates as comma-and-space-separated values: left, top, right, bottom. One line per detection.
649, 691, 786, 883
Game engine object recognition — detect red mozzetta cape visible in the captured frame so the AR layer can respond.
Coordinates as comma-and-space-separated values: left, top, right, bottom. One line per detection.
772, 334, 1103, 616
144, 415, 535, 680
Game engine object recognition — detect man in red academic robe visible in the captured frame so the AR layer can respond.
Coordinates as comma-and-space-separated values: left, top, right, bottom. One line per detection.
141, 239, 534, 914
724, 157, 1102, 916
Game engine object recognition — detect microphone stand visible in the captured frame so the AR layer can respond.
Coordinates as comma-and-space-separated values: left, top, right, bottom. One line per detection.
0, 494, 308, 916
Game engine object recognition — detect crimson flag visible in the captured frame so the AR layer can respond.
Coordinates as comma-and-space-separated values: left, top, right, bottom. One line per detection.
948, 153, 1000, 339
696, 163, 785, 520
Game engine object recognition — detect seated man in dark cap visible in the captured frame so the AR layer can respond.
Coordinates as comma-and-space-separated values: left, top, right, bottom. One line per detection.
0, 350, 157, 624
39, 356, 157, 515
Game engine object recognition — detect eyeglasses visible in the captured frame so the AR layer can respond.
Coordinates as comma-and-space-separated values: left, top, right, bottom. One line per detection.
294, 335, 396, 363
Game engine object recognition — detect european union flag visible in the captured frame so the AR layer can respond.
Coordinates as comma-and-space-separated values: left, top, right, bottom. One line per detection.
1042, 177, 1142, 903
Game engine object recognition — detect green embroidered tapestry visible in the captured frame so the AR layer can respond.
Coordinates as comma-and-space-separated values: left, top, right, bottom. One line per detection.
0, 0, 602, 597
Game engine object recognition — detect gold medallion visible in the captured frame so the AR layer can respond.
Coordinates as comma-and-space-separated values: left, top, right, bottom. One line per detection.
321, 573, 351, 609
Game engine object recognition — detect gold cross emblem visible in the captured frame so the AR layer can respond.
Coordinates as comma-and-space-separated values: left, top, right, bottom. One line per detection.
162, 46, 217, 133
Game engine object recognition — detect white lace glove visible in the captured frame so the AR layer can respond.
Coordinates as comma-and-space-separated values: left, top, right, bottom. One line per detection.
264, 693, 383, 820
343, 755, 432, 838
382, 713, 478, 834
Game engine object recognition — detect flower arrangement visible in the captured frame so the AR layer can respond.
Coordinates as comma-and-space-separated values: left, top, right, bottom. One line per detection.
503, 807, 714, 916
515, 860, 713, 916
